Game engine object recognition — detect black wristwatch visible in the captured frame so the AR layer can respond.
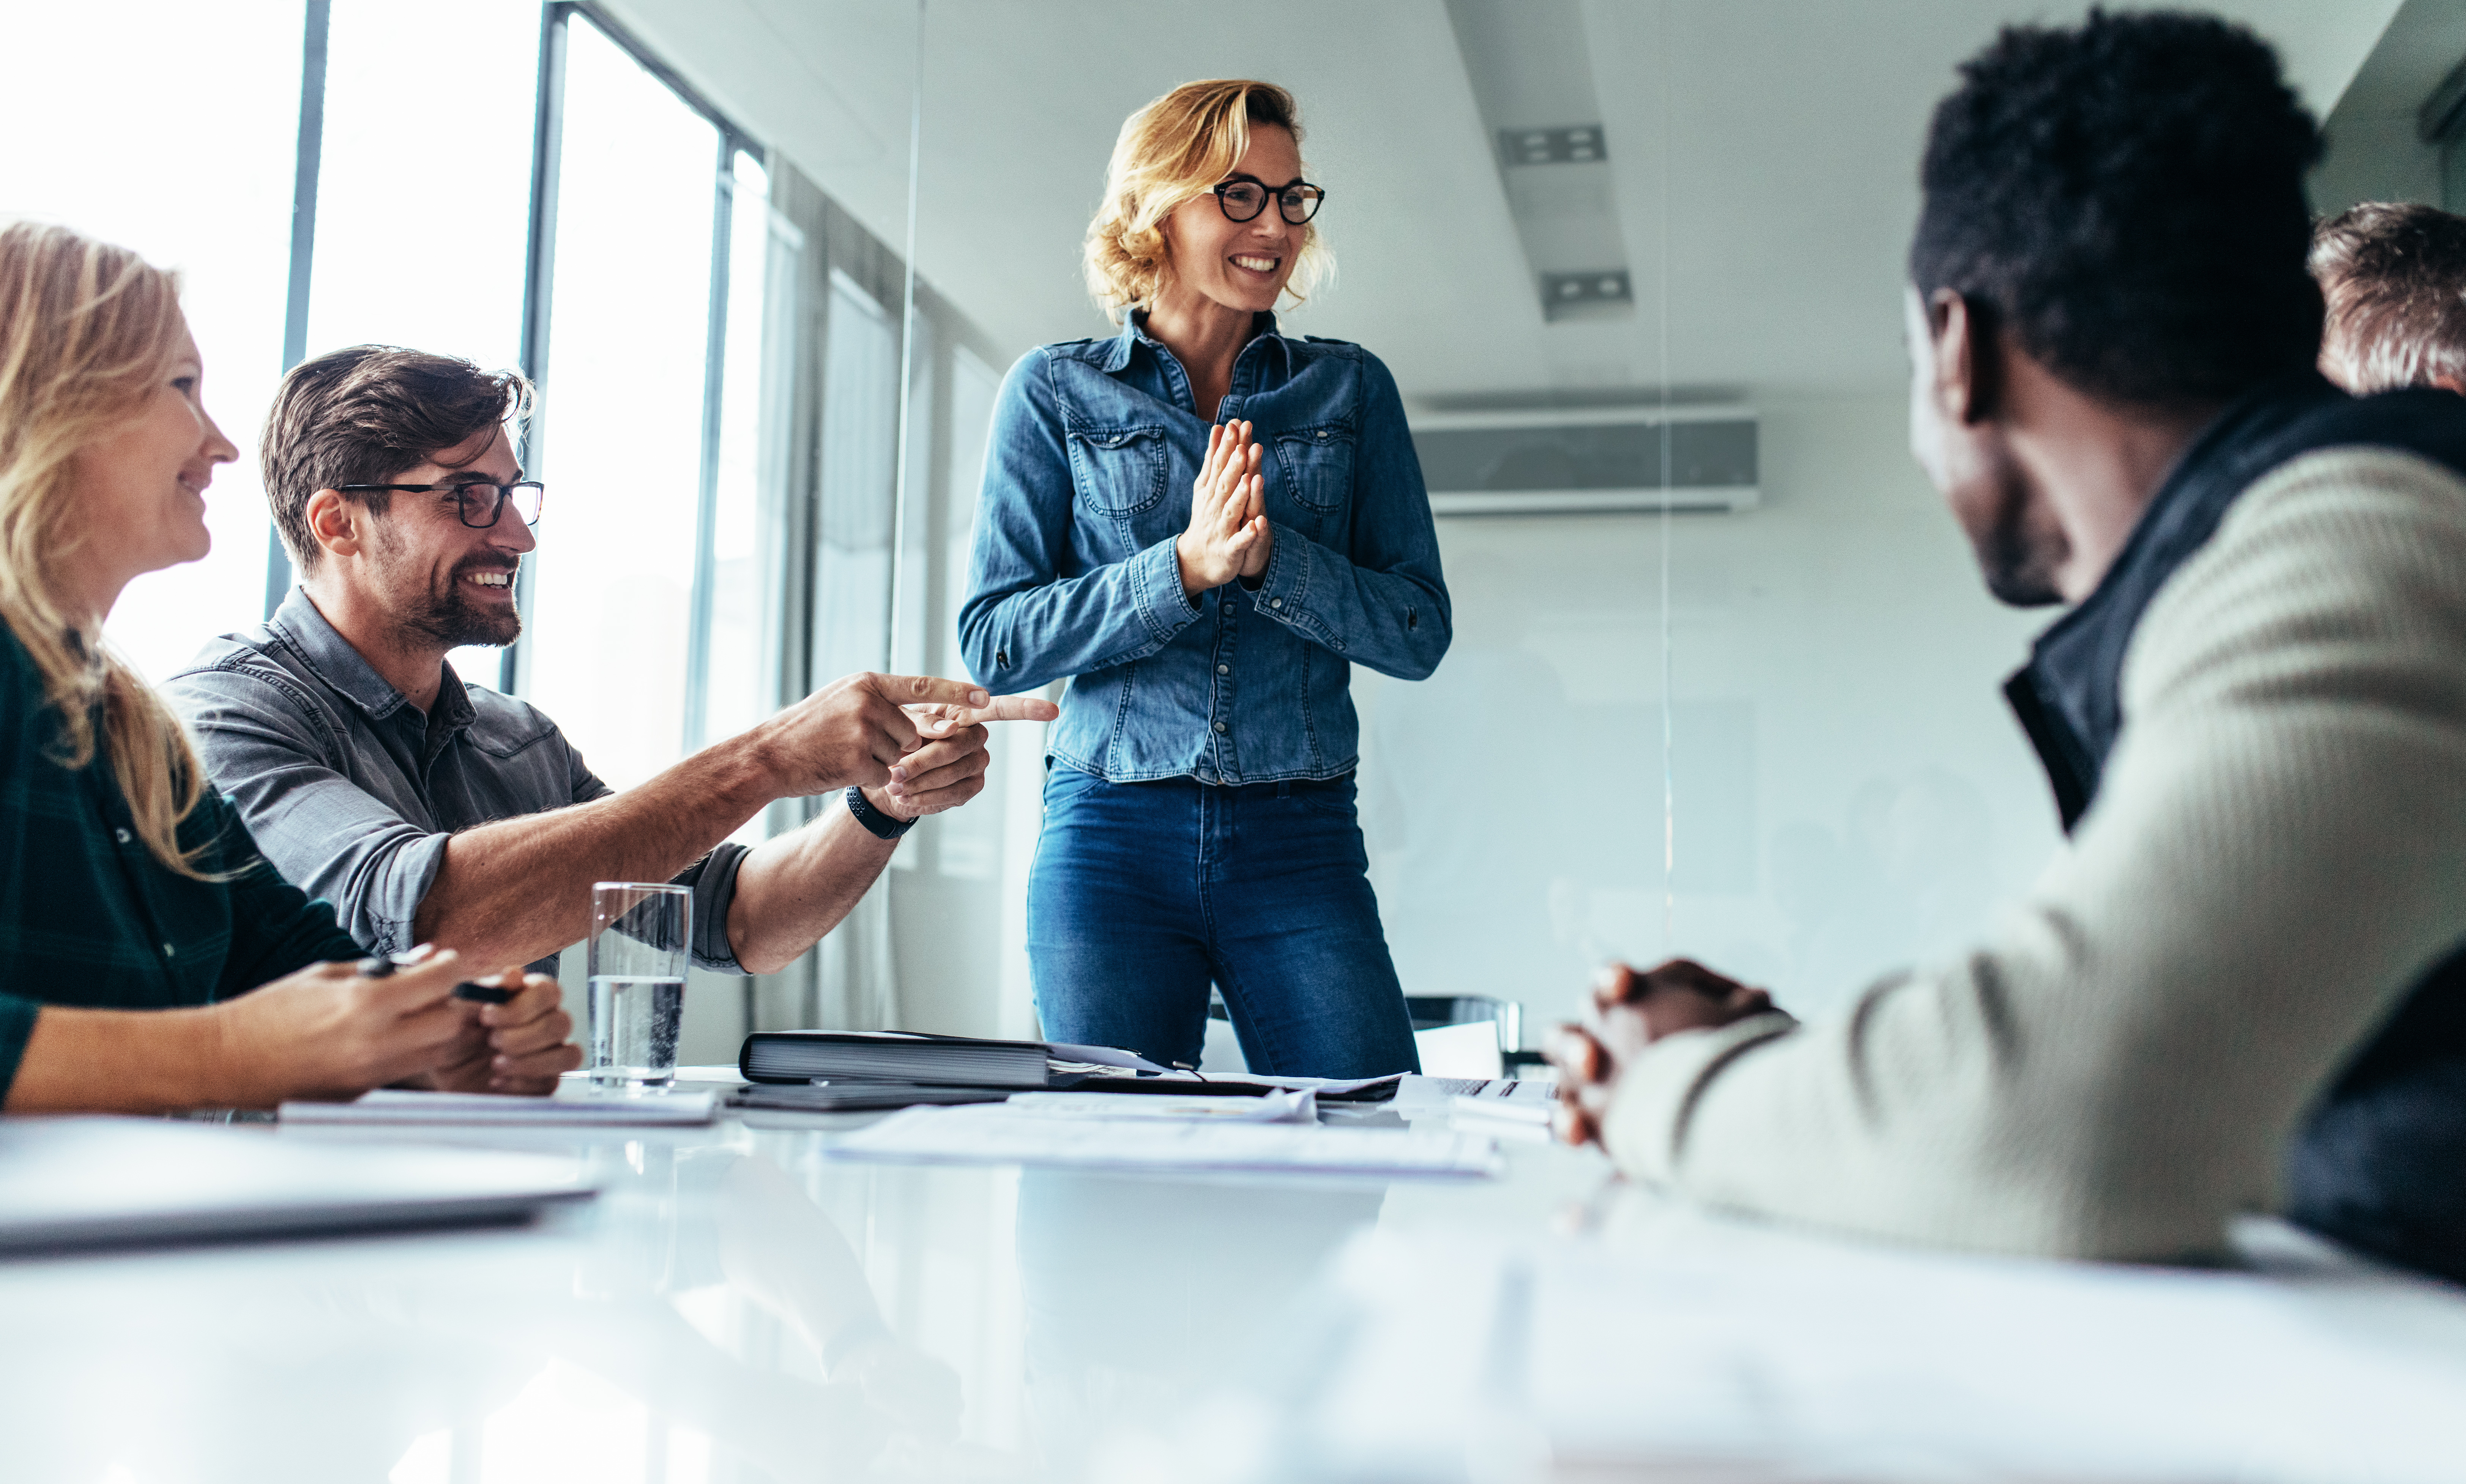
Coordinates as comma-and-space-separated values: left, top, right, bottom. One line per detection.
845, 785, 918, 841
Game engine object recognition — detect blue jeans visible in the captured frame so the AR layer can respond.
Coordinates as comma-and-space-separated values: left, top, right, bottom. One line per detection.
1026, 764, 1421, 1079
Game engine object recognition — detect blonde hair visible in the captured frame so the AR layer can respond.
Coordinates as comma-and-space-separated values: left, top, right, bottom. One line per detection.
0, 221, 221, 878
1084, 79, 1333, 323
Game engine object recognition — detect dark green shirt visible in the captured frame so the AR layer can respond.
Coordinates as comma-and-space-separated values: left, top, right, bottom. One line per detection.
0, 625, 362, 1102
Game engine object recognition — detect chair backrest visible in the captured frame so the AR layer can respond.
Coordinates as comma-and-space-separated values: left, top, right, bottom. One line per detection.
1403, 995, 1521, 1053
1207, 990, 1524, 1054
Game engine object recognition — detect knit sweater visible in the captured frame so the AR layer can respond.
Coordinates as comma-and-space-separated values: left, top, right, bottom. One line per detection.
1603, 446, 2466, 1262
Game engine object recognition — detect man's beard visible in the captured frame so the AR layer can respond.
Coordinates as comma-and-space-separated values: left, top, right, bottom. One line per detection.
1974, 513, 2064, 607
1963, 465, 2066, 609
403, 560, 523, 648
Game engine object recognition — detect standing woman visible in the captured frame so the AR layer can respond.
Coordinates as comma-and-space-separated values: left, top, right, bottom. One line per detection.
960, 80, 1450, 1077
0, 221, 579, 1112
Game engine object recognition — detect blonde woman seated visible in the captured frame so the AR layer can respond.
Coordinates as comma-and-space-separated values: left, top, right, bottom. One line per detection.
0, 222, 579, 1113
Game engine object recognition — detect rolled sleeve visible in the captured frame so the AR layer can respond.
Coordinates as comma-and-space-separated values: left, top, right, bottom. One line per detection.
673, 841, 751, 975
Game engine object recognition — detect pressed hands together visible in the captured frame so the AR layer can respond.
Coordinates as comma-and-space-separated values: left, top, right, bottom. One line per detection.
1176, 420, 1275, 599
1545, 959, 1788, 1149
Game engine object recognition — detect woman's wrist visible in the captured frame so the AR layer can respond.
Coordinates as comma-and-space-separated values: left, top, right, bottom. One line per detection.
1174, 533, 1212, 601
195, 999, 278, 1109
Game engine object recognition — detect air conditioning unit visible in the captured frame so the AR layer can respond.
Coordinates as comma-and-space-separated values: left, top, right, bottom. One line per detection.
1409, 405, 1759, 515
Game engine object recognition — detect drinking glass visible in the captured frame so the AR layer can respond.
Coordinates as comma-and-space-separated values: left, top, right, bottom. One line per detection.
588, 882, 690, 1089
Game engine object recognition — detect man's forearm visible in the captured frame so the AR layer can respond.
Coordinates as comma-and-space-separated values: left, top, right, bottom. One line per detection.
413, 733, 779, 971
724, 794, 901, 976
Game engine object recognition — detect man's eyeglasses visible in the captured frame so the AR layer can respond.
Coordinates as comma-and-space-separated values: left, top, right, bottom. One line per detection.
1212, 175, 1326, 225
336, 480, 545, 529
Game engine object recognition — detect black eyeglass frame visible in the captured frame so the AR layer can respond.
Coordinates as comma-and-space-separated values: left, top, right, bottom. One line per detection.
335, 479, 546, 530
1210, 173, 1327, 225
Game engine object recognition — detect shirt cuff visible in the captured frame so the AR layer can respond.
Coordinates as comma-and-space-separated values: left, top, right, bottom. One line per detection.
1599, 1010, 1800, 1186
1247, 522, 1328, 646
676, 841, 752, 975
1134, 535, 1205, 640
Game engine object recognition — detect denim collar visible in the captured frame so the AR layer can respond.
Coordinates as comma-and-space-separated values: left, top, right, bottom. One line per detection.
1103, 309, 1291, 380
269, 586, 475, 732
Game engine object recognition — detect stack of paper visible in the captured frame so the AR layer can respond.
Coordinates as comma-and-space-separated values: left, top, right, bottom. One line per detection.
828, 1103, 1497, 1177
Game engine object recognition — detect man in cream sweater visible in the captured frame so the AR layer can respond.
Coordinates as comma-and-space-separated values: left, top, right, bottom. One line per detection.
1551, 12, 2466, 1284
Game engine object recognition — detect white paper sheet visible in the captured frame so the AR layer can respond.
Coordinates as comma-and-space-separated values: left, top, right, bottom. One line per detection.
1004, 1089, 1318, 1123
281, 1088, 718, 1126
826, 1104, 1497, 1177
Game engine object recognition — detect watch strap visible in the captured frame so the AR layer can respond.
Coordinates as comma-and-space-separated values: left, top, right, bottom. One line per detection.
845, 785, 917, 840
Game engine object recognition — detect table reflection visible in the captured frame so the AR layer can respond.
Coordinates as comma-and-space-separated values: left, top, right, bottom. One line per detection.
1014, 1171, 1385, 1475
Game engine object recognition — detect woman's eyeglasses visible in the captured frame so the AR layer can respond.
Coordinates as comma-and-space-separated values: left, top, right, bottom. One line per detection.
336, 480, 545, 529
1212, 175, 1326, 225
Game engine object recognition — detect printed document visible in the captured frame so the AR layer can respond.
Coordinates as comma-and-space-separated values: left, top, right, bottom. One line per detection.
829, 1104, 1498, 1177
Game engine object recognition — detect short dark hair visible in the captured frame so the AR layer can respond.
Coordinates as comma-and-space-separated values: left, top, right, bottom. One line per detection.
1909, 9, 2324, 406
261, 345, 531, 570
2311, 201, 2466, 393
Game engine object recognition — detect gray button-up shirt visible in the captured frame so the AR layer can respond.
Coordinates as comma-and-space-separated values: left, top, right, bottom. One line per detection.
164, 589, 745, 976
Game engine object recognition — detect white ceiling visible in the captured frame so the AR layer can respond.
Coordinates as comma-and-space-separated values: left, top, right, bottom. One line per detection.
605, 0, 2402, 405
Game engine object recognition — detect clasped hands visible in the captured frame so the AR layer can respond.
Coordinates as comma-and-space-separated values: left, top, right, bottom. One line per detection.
1545, 958, 1785, 1148
227, 946, 579, 1102
1176, 419, 1274, 599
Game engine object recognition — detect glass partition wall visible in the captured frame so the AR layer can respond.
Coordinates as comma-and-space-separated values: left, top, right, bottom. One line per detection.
8, 0, 2136, 1060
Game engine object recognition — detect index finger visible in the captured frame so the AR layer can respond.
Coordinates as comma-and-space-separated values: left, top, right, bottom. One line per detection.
872, 674, 991, 711
949, 694, 1061, 725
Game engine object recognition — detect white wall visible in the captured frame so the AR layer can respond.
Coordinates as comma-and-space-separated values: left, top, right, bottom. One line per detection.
1354, 392, 2059, 1039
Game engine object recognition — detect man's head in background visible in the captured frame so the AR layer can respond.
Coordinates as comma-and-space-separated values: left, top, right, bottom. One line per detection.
1903, 9, 2322, 607
2312, 201, 2466, 396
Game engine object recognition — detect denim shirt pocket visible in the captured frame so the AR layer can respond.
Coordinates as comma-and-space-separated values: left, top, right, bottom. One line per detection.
1066, 423, 1170, 516
1275, 423, 1356, 514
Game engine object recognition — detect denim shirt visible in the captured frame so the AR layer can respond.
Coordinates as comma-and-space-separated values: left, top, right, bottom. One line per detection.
163, 588, 746, 977
958, 312, 1451, 784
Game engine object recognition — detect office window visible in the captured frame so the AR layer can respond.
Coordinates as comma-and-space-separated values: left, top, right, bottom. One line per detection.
811, 271, 899, 708
691, 151, 776, 757
308, 0, 540, 688
519, 15, 722, 793
0, 1, 304, 683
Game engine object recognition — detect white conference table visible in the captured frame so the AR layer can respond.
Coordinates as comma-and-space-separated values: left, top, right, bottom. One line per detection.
8, 1089, 2466, 1484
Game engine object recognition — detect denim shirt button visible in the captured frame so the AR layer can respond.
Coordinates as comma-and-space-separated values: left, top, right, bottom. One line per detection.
115, 828, 132, 845
1221, 601, 1234, 614
1216, 664, 1229, 675
1213, 721, 1229, 734
1269, 598, 1284, 609
161, 943, 177, 958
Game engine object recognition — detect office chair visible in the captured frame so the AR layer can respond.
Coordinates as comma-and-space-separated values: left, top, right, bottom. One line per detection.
1205, 990, 1539, 1068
